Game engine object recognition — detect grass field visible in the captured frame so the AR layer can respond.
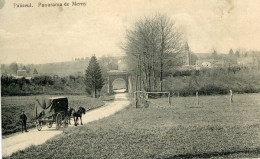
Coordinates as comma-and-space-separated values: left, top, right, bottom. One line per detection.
4, 93, 260, 159
1, 95, 105, 135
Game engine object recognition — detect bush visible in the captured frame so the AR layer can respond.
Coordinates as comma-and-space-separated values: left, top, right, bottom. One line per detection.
199, 84, 229, 95
1, 75, 87, 96
164, 68, 260, 96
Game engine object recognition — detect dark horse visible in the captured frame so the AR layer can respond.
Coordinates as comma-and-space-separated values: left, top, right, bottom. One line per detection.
68, 108, 75, 125
68, 107, 86, 126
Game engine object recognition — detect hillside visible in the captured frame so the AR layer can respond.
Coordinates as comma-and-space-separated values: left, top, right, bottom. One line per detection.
29, 60, 89, 76
1, 56, 128, 77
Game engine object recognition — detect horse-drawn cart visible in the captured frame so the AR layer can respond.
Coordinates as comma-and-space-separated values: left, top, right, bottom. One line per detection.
34, 97, 69, 131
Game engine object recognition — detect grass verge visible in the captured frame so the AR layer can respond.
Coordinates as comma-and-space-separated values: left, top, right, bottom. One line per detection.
4, 93, 260, 158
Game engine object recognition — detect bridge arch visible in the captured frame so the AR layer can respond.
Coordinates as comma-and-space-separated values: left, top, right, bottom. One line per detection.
107, 70, 131, 94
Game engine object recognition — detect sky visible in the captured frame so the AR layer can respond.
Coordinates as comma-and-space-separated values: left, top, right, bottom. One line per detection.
0, 0, 260, 64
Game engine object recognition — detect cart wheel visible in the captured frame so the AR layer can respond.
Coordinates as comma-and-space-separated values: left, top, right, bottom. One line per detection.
47, 122, 52, 128
36, 120, 42, 131
56, 113, 62, 130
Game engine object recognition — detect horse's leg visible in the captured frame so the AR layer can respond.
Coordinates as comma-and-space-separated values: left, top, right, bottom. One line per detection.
80, 114, 83, 125
70, 116, 72, 125
76, 116, 79, 125
74, 116, 77, 126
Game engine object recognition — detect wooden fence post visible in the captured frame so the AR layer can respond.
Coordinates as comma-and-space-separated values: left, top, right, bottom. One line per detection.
168, 92, 171, 105
230, 90, 233, 105
196, 91, 199, 105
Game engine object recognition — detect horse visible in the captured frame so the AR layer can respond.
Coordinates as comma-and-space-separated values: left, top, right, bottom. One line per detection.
69, 107, 86, 126
68, 107, 76, 125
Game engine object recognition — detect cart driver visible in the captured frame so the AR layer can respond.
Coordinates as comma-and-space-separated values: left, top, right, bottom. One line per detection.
20, 110, 28, 133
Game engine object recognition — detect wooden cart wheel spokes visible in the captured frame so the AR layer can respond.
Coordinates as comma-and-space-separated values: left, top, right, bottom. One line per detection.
36, 120, 42, 131
56, 113, 62, 130
46, 122, 53, 128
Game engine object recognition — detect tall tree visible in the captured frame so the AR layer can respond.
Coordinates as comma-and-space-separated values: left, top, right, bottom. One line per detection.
9, 62, 18, 75
85, 55, 104, 98
33, 68, 38, 74
235, 50, 240, 57
211, 49, 218, 59
26, 67, 31, 75
244, 52, 248, 57
229, 49, 234, 56
156, 14, 183, 91
226, 49, 237, 67
122, 13, 184, 92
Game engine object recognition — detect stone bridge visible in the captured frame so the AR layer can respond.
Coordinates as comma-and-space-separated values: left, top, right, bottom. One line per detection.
107, 70, 132, 94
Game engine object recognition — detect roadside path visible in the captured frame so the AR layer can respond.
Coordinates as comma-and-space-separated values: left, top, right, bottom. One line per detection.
2, 93, 130, 157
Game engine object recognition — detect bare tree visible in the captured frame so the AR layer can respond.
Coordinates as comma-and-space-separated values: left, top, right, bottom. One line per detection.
122, 13, 185, 92
155, 14, 184, 91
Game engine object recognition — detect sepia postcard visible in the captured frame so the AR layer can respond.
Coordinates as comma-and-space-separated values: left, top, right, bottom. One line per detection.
0, 0, 260, 158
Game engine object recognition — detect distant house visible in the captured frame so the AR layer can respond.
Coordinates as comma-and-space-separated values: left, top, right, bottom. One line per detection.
201, 62, 212, 68
237, 57, 259, 69
14, 70, 32, 80
12, 75, 31, 80
25, 77, 32, 80
196, 60, 213, 69
195, 57, 227, 69
12, 76, 24, 79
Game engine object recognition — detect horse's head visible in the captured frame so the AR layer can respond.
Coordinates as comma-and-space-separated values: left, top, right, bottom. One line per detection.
79, 107, 86, 114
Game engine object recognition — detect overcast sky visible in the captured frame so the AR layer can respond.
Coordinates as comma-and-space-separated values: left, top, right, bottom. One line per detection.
0, 0, 260, 64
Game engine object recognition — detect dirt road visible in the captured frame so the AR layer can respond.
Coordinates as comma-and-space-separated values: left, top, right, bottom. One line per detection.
2, 92, 130, 157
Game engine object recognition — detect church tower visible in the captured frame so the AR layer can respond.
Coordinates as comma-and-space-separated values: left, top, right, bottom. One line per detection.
184, 42, 191, 66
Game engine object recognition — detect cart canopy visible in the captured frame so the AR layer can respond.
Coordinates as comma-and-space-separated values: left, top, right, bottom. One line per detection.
45, 97, 68, 112
34, 97, 68, 119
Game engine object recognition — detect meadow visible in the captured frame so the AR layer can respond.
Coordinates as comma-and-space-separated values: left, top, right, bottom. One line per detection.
5, 93, 260, 158
1, 95, 105, 135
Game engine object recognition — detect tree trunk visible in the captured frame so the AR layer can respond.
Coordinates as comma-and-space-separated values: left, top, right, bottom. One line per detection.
135, 62, 138, 92
93, 87, 96, 98
148, 68, 151, 92
139, 55, 142, 91
152, 52, 155, 91
160, 58, 163, 92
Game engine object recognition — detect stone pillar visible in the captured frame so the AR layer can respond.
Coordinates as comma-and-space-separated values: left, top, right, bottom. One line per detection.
128, 76, 132, 93
125, 75, 129, 93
